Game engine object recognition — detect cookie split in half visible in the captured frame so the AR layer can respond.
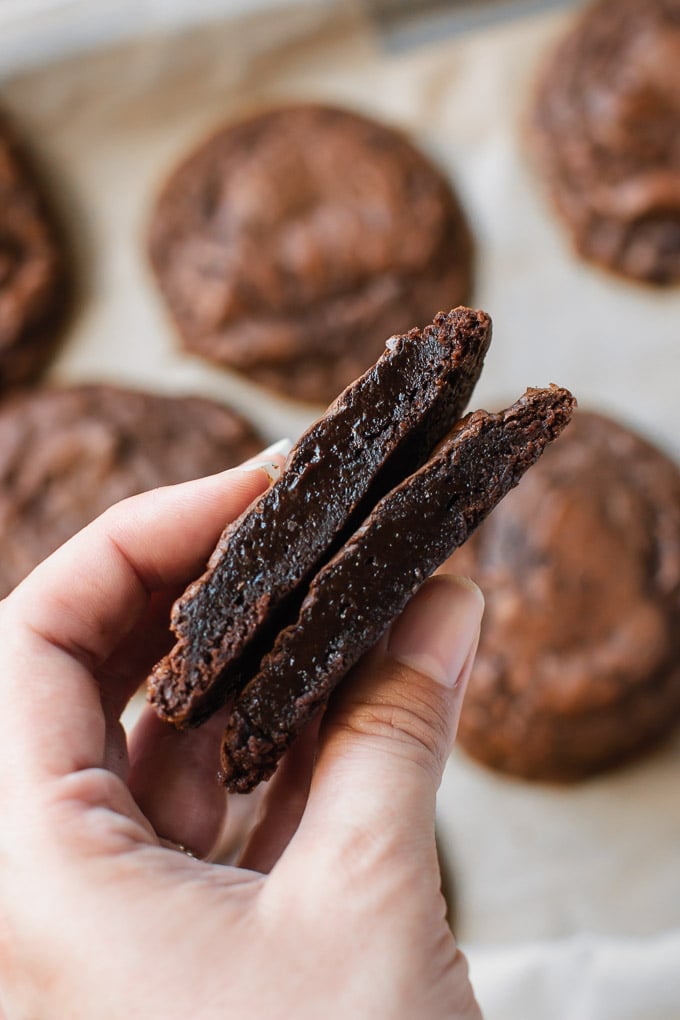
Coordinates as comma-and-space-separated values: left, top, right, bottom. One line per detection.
221, 385, 575, 792
148, 308, 575, 791
149, 307, 492, 727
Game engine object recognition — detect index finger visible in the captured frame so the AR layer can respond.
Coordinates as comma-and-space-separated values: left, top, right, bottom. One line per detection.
0, 458, 282, 783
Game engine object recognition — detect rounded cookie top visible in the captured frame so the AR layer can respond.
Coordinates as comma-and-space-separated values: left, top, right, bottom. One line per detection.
532, 0, 680, 284
0, 384, 261, 597
450, 410, 680, 781
149, 103, 473, 405
0, 114, 71, 390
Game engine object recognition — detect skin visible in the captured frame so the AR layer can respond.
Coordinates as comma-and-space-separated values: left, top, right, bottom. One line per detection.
0, 455, 484, 1020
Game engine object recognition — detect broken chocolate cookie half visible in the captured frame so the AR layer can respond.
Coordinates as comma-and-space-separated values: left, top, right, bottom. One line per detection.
148, 307, 575, 792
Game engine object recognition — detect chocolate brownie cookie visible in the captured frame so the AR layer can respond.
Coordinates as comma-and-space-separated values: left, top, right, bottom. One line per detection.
149, 308, 492, 728
532, 0, 680, 284
149, 104, 473, 404
0, 384, 261, 597
452, 411, 680, 781
0, 112, 71, 390
221, 387, 575, 792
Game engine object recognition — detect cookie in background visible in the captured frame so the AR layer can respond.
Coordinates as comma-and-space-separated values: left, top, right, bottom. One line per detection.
531, 0, 680, 284
450, 410, 680, 781
148, 103, 474, 406
0, 384, 262, 598
0, 110, 73, 392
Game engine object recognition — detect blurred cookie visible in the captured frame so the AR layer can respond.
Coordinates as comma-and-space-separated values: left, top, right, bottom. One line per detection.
532, 0, 680, 284
451, 411, 680, 781
0, 112, 71, 390
149, 103, 473, 405
0, 385, 261, 596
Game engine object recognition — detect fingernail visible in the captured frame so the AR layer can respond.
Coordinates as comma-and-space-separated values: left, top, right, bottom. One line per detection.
388, 575, 484, 688
241, 438, 293, 483
242, 460, 283, 484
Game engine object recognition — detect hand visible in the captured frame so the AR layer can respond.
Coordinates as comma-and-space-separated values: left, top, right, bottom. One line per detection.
0, 453, 484, 1020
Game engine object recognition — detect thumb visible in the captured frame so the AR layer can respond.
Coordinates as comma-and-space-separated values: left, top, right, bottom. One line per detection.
295, 574, 483, 859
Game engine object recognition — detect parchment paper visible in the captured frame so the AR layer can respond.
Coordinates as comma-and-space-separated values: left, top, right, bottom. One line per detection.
2, 3, 679, 1016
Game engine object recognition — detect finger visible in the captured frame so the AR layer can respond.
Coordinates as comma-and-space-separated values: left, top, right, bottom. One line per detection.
98, 442, 293, 765
99, 587, 182, 720
292, 575, 483, 867
127, 704, 232, 859
99, 588, 186, 783
238, 716, 320, 873
0, 454, 287, 783
12, 460, 284, 668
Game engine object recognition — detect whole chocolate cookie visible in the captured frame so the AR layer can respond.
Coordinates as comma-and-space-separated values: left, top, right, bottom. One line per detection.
532, 0, 680, 284
149, 104, 473, 404
0, 384, 261, 597
451, 411, 680, 781
0, 113, 71, 390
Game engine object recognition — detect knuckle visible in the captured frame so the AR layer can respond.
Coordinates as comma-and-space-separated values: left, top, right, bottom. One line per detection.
333, 665, 452, 778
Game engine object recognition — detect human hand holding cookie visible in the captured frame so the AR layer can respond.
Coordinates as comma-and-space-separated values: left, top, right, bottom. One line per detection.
0, 297, 575, 1017
0, 449, 485, 1020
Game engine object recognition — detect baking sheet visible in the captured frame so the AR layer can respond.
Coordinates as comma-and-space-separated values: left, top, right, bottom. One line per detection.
2, 0, 679, 1006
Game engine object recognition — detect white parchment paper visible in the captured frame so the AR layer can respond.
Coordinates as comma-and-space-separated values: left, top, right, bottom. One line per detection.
2, 4, 679, 1017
